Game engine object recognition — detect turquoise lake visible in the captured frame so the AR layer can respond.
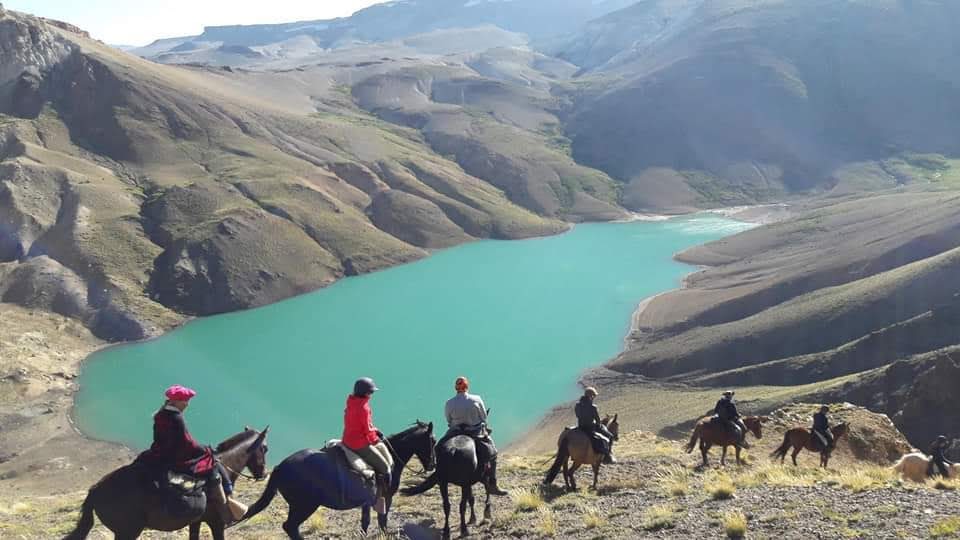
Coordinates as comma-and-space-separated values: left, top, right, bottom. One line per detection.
74, 215, 754, 462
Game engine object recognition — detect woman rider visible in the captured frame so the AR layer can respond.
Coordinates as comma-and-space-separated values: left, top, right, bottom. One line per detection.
343, 377, 393, 514
134, 385, 247, 524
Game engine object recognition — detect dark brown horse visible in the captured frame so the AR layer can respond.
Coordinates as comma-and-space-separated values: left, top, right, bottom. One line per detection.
544, 415, 620, 491
771, 422, 849, 467
64, 426, 269, 540
685, 416, 765, 467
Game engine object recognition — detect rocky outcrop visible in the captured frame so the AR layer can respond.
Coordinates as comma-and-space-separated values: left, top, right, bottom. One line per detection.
368, 190, 473, 249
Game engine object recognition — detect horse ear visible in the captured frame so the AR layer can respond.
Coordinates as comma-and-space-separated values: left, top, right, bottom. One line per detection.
253, 425, 270, 446
613, 414, 619, 422
427, 422, 433, 434
244, 425, 252, 431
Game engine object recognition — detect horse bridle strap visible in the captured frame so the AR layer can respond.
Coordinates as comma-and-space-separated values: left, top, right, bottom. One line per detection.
220, 461, 267, 481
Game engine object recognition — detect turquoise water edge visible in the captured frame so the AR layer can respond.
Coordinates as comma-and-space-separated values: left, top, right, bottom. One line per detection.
74, 215, 754, 462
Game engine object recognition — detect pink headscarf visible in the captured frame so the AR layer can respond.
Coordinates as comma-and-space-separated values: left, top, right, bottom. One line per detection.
165, 385, 197, 402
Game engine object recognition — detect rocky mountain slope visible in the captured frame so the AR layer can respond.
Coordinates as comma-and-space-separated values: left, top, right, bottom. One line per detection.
605, 189, 960, 447
13, 404, 960, 540
131, 0, 636, 65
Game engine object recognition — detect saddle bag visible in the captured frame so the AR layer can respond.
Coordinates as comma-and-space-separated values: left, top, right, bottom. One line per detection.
160, 471, 208, 521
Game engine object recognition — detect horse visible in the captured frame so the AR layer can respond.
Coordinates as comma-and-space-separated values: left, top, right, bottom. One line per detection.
543, 414, 620, 491
685, 416, 765, 467
401, 429, 497, 539
770, 422, 849, 467
893, 452, 960, 482
241, 421, 436, 539
63, 426, 270, 540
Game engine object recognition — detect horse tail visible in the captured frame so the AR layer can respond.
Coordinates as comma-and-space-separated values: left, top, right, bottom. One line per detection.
62, 490, 96, 540
770, 431, 791, 460
684, 424, 701, 454
400, 472, 439, 496
543, 439, 569, 485
240, 470, 281, 522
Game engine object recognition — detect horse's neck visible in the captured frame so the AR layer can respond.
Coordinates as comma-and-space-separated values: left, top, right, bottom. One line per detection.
387, 434, 417, 473
216, 439, 252, 481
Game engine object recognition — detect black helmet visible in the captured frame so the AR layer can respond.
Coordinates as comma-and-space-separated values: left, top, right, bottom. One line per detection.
820, 405, 830, 412
937, 435, 948, 442
353, 377, 379, 396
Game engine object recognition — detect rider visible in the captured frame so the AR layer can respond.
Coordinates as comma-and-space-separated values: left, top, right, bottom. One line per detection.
928, 435, 954, 478
135, 385, 247, 524
343, 377, 393, 514
442, 376, 509, 496
812, 405, 834, 451
575, 387, 615, 464
714, 391, 750, 449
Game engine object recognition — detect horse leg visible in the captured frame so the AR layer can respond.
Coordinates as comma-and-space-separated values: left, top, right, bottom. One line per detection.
114, 532, 143, 540
562, 457, 571, 491
440, 481, 452, 540
591, 462, 600, 491
467, 484, 477, 525
189, 522, 202, 540
736, 446, 742, 466
569, 462, 582, 491
483, 483, 492, 521
361, 505, 371, 535
721, 445, 728, 466
701, 442, 710, 467
209, 523, 226, 540
791, 446, 802, 467
282, 501, 319, 540
459, 485, 472, 536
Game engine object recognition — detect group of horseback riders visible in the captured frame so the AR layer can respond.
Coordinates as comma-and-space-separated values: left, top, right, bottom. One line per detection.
128, 382, 957, 531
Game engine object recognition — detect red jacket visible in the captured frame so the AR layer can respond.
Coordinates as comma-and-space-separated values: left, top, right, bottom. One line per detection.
137, 406, 215, 476
343, 395, 380, 450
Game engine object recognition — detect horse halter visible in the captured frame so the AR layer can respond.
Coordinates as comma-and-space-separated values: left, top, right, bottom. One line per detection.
221, 460, 268, 481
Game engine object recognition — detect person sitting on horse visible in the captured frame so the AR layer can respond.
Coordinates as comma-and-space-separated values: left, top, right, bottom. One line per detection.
343, 377, 393, 514
442, 376, 509, 496
714, 390, 750, 449
928, 435, 954, 478
134, 385, 247, 525
812, 405, 834, 451
575, 387, 616, 464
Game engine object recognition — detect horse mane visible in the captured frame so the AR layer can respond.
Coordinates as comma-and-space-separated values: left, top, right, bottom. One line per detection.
215, 429, 259, 452
393, 420, 431, 440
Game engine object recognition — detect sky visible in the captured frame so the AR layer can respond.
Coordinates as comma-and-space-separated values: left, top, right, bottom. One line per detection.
7, 0, 384, 46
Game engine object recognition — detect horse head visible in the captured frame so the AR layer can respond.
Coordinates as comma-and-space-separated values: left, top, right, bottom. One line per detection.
246, 425, 270, 480
603, 414, 620, 441
408, 420, 437, 472
833, 422, 850, 439
745, 416, 765, 439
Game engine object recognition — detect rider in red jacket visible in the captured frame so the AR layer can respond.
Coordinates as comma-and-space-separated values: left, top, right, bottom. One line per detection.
342, 377, 392, 514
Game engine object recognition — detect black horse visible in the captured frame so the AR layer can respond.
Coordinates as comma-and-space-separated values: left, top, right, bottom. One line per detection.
402, 432, 494, 539
242, 421, 436, 539
63, 426, 270, 540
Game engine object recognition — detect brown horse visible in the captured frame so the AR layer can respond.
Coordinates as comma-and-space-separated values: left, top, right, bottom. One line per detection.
685, 416, 766, 467
771, 422, 849, 467
543, 415, 619, 491
64, 426, 269, 540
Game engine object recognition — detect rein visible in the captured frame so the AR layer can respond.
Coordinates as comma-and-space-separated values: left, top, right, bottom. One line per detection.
383, 429, 432, 478
220, 460, 266, 481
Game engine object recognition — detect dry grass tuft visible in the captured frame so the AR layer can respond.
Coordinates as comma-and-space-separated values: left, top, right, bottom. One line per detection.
705, 472, 737, 500
512, 488, 545, 512
537, 507, 558, 537
930, 516, 960, 538
722, 509, 748, 538
657, 465, 691, 497
642, 504, 679, 531
302, 510, 326, 534
582, 506, 606, 529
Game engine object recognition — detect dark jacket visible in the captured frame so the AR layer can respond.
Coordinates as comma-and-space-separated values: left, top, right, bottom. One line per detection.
715, 398, 739, 421
575, 397, 602, 431
931, 439, 952, 463
136, 405, 215, 475
813, 412, 830, 434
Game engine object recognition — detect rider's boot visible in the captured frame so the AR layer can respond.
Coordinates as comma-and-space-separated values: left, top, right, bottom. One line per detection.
603, 448, 616, 464
211, 481, 238, 526
738, 425, 751, 449
373, 473, 388, 514
485, 457, 509, 496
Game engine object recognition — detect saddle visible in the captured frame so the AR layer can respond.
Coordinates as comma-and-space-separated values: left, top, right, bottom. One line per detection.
149, 470, 208, 521
324, 440, 392, 480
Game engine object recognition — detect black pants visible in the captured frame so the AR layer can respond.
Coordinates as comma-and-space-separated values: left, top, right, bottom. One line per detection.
929, 457, 952, 477
814, 430, 834, 451
579, 425, 612, 455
